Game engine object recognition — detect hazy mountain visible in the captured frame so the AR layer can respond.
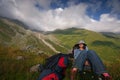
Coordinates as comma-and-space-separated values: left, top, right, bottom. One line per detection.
101, 32, 120, 39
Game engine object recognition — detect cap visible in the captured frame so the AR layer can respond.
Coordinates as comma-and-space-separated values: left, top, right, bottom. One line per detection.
78, 40, 85, 44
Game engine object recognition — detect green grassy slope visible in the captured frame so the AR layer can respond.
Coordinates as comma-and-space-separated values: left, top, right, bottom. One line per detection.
50, 28, 120, 79
50, 28, 120, 62
0, 18, 56, 80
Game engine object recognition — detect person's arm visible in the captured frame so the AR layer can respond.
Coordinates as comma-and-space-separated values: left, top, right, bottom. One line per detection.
57, 56, 69, 80
58, 56, 68, 68
73, 49, 80, 59
71, 49, 80, 80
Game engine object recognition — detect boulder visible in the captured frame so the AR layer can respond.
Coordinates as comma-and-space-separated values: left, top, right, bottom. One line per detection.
16, 56, 24, 60
30, 64, 40, 72
36, 51, 44, 55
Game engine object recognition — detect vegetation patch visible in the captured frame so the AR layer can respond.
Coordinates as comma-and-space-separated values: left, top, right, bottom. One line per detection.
91, 40, 115, 46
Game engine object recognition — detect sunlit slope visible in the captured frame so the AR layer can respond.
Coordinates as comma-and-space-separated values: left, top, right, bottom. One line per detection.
50, 28, 120, 62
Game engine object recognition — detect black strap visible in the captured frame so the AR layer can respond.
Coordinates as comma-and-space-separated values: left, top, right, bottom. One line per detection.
37, 69, 53, 80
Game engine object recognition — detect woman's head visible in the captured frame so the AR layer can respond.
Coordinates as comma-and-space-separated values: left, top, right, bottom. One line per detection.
72, 40, 87, 54
79, 43, 87, 49
78, 40, 87, 49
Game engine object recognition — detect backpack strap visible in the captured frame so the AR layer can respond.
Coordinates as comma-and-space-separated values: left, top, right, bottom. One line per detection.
37, 69, 53, 80
45, 53, 63, 69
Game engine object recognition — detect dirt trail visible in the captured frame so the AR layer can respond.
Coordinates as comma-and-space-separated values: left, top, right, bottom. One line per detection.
41, 39, 59, 53
34, 32, 59, 53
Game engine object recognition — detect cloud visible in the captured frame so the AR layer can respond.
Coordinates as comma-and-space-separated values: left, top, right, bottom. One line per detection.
107, 0, 120, 14
86, 14, 120, 32
39, 4, 90, 31
0, 0, 120, 33
87, 0, 102, 13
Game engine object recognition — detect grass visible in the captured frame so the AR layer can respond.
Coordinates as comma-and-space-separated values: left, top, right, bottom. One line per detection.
0, 45, 48, 80
0, 45, 120, 80
50, 28, 120, 80
0, 19, 120, 80
0, 18, 57, 80
45, 39, 68, 53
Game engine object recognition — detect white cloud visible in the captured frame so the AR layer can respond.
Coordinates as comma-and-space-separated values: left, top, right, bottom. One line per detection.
0, 0, 120, 32
86, 14, 120, 32
100, 14, 118, 22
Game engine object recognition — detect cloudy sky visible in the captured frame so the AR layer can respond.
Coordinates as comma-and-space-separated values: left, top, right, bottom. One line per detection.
0, 0, 120, 32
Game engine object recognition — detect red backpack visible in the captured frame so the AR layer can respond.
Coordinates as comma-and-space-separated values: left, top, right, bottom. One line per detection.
37, 53, 69, 80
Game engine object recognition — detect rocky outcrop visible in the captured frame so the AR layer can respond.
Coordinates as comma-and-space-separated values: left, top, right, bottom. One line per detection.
30, 64, 40, 72
36, 51, 44, 55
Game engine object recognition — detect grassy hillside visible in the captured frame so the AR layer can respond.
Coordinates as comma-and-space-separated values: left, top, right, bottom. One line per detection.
50, 28, 120, 62
0, 18, 120, 80
0, 18, 57, 54
49, 28, 120, 79
0, 18, 61, 80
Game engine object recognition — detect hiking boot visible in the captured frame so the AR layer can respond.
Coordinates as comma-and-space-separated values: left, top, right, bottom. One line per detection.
102, 73, 112, 80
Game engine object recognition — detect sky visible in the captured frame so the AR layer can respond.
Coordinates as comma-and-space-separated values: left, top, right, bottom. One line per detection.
0, 0, 120, 33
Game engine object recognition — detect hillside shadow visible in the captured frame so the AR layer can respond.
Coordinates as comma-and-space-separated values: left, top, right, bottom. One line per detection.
92, 40, 114, 46
91, 40, 120, 49
91, 40, 117, 47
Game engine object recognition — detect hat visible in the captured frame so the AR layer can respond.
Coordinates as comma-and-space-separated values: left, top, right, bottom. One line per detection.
78, 40, 85, 44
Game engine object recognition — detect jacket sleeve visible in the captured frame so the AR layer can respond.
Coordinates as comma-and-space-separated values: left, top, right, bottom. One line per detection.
58, 56, 68, 68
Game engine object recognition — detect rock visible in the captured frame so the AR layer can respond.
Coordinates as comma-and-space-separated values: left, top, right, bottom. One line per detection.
16, 56, 24, 60
36, 51, 44, 55
30, 64, 40, 72
21, 45, 34, 51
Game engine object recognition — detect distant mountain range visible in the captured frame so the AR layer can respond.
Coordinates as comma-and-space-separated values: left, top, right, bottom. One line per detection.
101, 32, 120, 39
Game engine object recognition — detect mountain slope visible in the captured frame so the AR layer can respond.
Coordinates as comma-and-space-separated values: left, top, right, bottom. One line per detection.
49, 28, 120, 62
0, 18, 62, 54
49, 28, 120, 79
0, 18, 120, 80
0, 18, 66, 80
101, 32, 120, 39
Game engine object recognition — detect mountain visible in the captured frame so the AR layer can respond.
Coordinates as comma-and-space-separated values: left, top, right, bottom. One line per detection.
0, 18, 54, 54
0, 18, 120, 80
49, 28, 120, 62
48, 28, 120, 80
101, 32, 120, 39
0, 18, 68, 80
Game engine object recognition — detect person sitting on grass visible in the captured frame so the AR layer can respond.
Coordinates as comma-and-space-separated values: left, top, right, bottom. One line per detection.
71, 40, 112, 80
